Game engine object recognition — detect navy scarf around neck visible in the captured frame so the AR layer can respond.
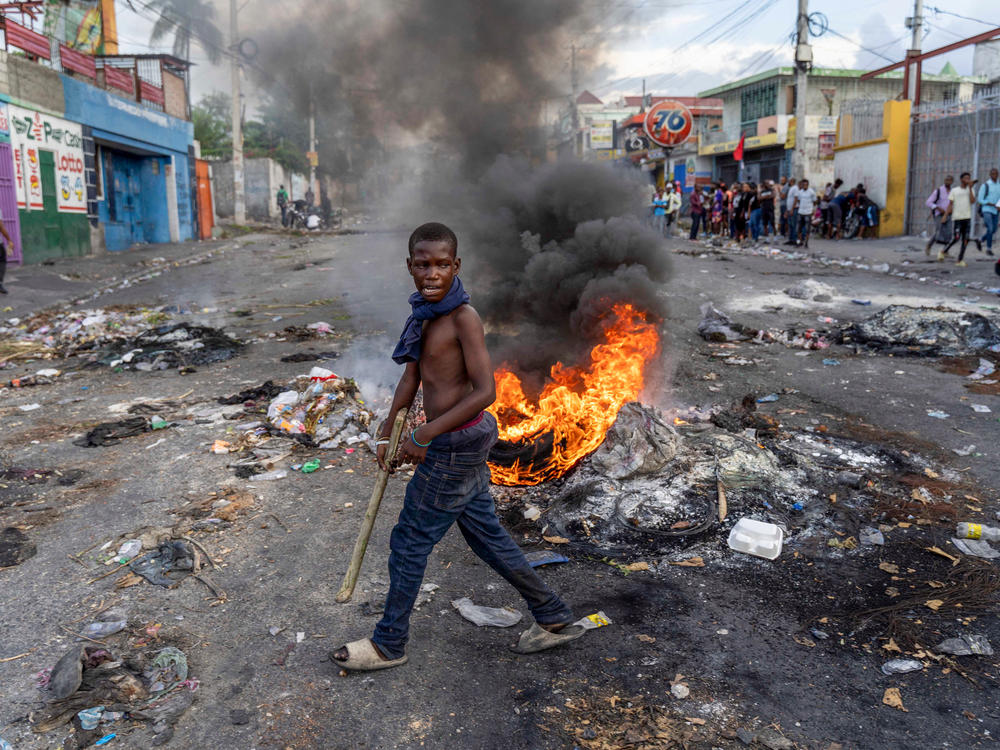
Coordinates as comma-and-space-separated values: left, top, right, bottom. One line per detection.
392, 276, 470, 364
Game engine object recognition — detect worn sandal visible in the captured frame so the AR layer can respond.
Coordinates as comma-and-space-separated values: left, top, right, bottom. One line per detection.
511, 622, 586, 654
331, 638, 408, 671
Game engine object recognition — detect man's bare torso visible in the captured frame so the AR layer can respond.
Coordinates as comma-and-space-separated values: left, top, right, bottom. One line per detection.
419, 306, 476, 421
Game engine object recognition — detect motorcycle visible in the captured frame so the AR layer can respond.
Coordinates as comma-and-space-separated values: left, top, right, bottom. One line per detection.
285, 200, 326, 231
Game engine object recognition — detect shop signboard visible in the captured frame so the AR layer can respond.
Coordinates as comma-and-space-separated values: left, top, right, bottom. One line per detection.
644, 100, 693, 148
8, 105, 86, 213
590, 121, 613, 150
818, 133, 835, 159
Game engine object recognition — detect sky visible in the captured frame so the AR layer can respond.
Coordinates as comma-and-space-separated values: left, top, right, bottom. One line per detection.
112, 0, 999, 107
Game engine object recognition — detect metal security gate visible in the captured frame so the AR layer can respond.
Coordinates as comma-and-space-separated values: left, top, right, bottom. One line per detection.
0, 142, 22, 262
907, 88, 1000, 236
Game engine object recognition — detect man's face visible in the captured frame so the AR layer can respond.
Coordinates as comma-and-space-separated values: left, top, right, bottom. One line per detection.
408, 240, 460, 303
961, 174, 971, 186
801, 180, 809, 189
945, 176, 954, 188
991, 169, 998, 181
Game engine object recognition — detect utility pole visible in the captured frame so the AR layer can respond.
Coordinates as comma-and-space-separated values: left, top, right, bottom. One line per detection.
571, 43, 579, 157
230, 0, 245, 224
308, 83, 316, 204
905, 0, 924, 101
791, 0, 812, 180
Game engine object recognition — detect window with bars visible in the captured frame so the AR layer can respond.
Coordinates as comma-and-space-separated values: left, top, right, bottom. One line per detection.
740, 82, 777, 134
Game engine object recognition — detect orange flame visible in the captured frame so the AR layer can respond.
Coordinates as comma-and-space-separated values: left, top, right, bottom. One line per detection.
487, 303, 660, 486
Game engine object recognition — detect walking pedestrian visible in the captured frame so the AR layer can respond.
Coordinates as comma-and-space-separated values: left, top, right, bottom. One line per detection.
276, 184, 289, 226
792, 178, 817, 248
760, 180, 775, 237
777, 176, 790, 237
940, 172, 979, 266
651, 187, 667, 236
331, 222, 582, 672
711, 183, 724, 235
829, 188, 847, 240
664, 184, 681, 236
688, 186, 705, 240
924, 175, 953, 255
0, 211, 14, 294
977, 167, 999, 256
748, 183, 763, 242
784, 178, 801, 245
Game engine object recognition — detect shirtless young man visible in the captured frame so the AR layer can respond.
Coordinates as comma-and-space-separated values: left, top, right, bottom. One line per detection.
331, 222, 583, 672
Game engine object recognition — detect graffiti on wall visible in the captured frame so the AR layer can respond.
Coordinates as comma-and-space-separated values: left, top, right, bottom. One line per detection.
9, 105, 86, 213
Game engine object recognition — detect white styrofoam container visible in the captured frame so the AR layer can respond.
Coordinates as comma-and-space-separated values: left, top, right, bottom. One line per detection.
727, 517, 784, 560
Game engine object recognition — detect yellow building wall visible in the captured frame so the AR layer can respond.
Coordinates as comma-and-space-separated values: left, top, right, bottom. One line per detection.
881, 100, 911, 238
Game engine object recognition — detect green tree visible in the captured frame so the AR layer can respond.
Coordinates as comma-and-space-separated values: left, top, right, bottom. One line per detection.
148, 0, 223, 63
192, 92, 231, 159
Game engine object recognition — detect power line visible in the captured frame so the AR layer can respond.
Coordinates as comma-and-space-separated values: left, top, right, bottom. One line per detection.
926, 6, 999, 28
823, 26, 902, 64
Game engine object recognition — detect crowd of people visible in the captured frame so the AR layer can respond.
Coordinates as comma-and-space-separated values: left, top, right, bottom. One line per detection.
650, 177, 880, 247
924, 168, 1000, 269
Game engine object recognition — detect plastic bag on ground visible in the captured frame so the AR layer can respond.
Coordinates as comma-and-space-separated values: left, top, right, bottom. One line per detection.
697, 303, 753, 342
589, 402, 678, 479
451, 597, 523, 627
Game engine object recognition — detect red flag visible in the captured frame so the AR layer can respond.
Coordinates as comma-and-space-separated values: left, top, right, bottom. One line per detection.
733, 133, 746, 162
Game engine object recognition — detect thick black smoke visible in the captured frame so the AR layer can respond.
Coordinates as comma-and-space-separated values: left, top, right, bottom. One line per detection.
250, 1, 669, 375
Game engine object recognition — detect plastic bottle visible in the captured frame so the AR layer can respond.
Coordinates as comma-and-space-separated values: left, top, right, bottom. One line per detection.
956, 522, 1000, 541
80, 620, 127, 637
254, 469, 288, 481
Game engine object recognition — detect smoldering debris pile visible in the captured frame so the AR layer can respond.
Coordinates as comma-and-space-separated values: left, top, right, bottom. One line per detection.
697, 303, 834, 350
0, 307, 242, 370
849, 305, 1000, 356
524, 400, 920, 554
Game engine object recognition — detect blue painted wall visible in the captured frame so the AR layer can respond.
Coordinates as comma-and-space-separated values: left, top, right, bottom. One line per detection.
61, 75, 194, 250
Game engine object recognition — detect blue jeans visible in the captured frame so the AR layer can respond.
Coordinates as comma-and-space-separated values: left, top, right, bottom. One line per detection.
372, 413, 573, 658
982, 210, 998, 250
690, 211, 704, 239
749, 208, 763, 241
797, 213, 811, 244
787, 211, 798, 242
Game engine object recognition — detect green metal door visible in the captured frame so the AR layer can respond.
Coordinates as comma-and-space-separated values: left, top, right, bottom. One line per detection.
39, 150, 61, 250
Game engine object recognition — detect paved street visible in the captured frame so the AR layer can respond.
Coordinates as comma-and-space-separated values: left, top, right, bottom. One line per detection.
1, 227, 998, 749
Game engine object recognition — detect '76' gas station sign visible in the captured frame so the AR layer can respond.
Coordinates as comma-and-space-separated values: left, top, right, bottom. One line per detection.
643, 101, 693, 148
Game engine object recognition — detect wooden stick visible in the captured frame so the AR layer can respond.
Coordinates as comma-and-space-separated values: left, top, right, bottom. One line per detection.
86, 562, 130, 585
335, 408, 408, 603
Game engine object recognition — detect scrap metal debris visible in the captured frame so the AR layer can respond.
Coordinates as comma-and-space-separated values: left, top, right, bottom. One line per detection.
849, 305, 1000, 356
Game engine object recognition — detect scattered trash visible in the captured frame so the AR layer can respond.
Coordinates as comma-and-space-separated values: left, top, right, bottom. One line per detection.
522, 505, 541, 521
881, 659, 923, 675
956, 522, 1000, 541
0, 737, 12, 750
451, 597, 523, 627
217, 380, 286, 406
587, 402, 678, 479
785, 278, 836, 301
952, 445, 977, 456
300, 459, 321, 473
211, 440, 232, 454
265, 367, 373, 448
926, 410, 950, 419
968, 358, 996, 380
523, 550, 569, 568
851, 299, 872, 306
0, 526, 37, 567
280, 351, 339, 363
935, 634, 994, 656
670, 683, 690, 699
78, 705, 105, 730
80, 619, 127, 638
728, 518, 783, 560
17, 403, 40, 411
574, 611, 612, 630
850, 305, 1000, 356
95, 733, 116, 746
129, 541, 195, 587
822, 358, 841, 366
150, 417, 170, 430
697, 303, 753, 342
74, 417, 150, 447
859, 526, 885, 546
951, 537, 1000, 559
253, 469, 287, 481
755, 393, 780, 403
970, 404, 992, 413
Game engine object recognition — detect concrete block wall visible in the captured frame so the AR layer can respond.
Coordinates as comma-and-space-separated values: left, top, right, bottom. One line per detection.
0, 52, 66, 114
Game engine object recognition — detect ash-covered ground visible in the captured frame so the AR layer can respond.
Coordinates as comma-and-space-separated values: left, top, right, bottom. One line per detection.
1, 226, 998, 750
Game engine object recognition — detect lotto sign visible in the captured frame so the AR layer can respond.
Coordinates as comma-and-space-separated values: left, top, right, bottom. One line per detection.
643, 101, 693, 148
8, 105, 86, 213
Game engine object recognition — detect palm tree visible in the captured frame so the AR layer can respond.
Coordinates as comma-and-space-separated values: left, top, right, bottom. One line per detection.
148, 0, 223, 64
